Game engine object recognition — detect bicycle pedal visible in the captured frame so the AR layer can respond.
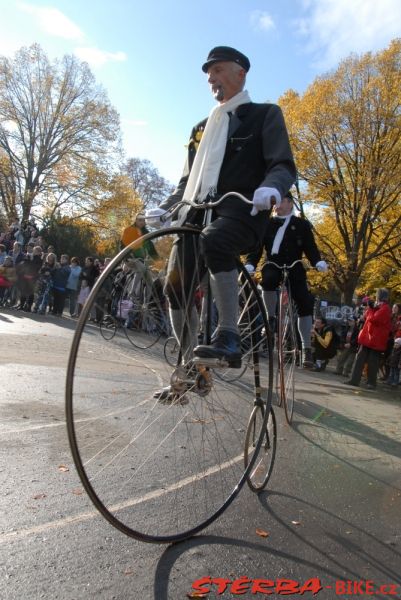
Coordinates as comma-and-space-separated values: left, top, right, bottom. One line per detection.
192, 357, 242, 369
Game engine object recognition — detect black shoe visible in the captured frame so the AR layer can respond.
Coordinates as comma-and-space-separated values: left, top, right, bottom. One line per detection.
366, 383, 376, 390
302, 348, 314, 369
344, 380, 359, 387
194, 330, 242, 367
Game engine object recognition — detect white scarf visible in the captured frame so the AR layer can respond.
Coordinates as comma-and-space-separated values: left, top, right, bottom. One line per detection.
183, 90, 251, 203
271, 208, 296, 255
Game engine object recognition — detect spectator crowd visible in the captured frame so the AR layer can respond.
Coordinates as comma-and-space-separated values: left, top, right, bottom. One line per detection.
311, 291, 401, 391
0, 218, 109, 318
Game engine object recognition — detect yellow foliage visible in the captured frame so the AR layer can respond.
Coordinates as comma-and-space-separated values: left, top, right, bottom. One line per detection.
280, 39, 401, 303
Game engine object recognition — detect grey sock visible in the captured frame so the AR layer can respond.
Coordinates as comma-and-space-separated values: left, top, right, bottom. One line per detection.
169, 307, 198, 363
298, 315, 313, 349
262, 290, 278, 319
210, 270, 239, 335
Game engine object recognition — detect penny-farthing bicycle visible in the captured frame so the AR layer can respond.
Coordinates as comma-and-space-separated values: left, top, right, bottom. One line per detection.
65, 193, 276, 543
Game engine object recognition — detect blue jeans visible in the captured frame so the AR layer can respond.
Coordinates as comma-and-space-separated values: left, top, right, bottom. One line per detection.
387, 367, 400, 385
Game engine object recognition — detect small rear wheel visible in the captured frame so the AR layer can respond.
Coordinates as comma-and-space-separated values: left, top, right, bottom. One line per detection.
278, 288, 297, 424
99, 315, 117, 341
163, 336, 180, 366
244, 404, 276, 492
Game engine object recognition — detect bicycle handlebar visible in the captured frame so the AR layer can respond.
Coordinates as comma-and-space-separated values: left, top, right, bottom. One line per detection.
158, 191, 276, 221
265, 259, 306, 270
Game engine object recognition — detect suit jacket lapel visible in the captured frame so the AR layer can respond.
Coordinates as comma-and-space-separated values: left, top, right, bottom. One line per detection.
228, 103, 252, 137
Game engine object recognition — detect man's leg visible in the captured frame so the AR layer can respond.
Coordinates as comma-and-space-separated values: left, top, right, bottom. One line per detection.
345, 345, 369, 386
290, 269, 314, 369
165, 234, 204, 364
194, 217, 259, 365
154, 234, 203, 401
343, 351, 356, 378
366, 349, 380, 388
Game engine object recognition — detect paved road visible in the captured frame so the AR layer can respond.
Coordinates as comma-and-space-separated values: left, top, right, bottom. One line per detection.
1, 308, 400, 600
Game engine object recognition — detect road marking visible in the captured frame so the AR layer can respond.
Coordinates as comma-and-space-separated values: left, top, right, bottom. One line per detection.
0, 453, 244, 544
312, 408, 326, 423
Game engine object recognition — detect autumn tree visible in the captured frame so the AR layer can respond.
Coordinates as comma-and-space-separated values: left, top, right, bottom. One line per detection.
0, 44, 121, 222
123, 157, 173, 209
280, 39, 401, 303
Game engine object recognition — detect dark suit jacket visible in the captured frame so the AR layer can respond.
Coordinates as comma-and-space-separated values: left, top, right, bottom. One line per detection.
246, 215, 322, 268
161, 102, 296, 237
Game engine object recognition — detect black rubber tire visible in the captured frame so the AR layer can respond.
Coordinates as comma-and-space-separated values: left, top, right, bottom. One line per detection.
244, 404, 277, 492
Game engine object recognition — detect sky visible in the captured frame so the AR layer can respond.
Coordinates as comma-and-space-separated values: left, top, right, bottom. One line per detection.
0, 0, 400, 186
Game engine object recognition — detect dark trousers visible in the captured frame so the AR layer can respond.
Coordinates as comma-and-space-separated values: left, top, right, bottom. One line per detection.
349, 345, 381, 387
166, 217, 259, 310
52, 289, 66, 315
66, 289, 78, 316
336, 347, 357, 376
260, 263, 314, 317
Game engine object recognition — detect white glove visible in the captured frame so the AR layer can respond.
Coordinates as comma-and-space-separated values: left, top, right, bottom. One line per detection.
245, 264, 255, 274
145, 207, 171, 229
250, 187, 281, 216
315, 260, 328, 272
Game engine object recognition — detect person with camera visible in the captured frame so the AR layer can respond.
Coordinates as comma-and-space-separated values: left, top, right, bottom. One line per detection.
311, 316, 339, 371
344, 288, 392, 390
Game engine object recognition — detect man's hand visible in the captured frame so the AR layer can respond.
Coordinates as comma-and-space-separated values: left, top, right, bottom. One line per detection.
315, 260, 328, 272
250, 187, 281, 216
145, 208, 171, 229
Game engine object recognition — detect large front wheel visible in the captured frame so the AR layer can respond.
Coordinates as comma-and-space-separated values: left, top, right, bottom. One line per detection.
65, 226, 274, 543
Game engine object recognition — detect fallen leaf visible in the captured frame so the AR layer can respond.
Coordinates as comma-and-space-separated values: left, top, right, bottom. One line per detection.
123, 568, 134, 576
58, 465, 69, 472
256, 528, 270, 538
291, 520, 301, 526
33, 493, 46, 500
187, 593, 209, 599
72, 488, 83, 495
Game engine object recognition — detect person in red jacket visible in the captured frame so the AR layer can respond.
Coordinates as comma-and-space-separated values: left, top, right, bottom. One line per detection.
344, 288, 392, 390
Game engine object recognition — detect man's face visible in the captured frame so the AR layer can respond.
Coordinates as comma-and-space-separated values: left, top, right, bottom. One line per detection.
207, 62, 245, 103
275, 196, 293, 217
314, 319, 323, 330
136, 218, 146, 228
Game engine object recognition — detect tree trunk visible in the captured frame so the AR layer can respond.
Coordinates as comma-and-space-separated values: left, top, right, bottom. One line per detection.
339, 276, 359, 305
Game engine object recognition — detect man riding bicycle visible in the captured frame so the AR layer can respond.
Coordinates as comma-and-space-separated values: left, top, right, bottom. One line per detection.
245, 192, 327, 369
154, 47, 296, 398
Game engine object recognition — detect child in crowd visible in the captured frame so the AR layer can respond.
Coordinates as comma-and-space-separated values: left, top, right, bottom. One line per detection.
77, 279, 90, 316
385, 338, 401, 387
33, 253, 57, 314
51, 254, 70, 316
0, 256, 17, 306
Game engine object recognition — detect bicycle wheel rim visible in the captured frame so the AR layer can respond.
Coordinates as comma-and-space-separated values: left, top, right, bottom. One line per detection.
163, 337, 180, 367
278, 288, 296, 424
66, 227, 272, 543
244, 405, 277, 492
99, 316, 117, 341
